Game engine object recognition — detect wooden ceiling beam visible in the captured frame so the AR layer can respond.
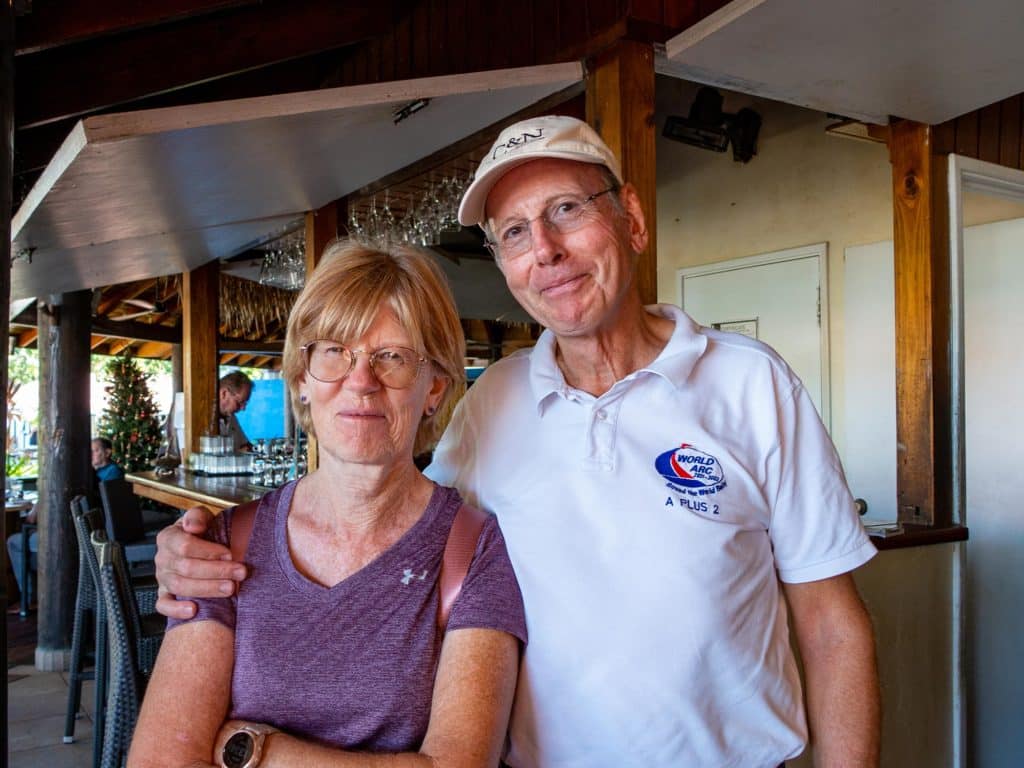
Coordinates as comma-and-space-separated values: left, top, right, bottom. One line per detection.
108, 338, 135, 356
91, 316, 182, 344
15, 327, 37, 346
16, 0, 397, 128
15, 0, 259, 55
96, 279, 157, 315
89, 334, 107, 350
218, 338, 286, 354
135, 340, 174, 358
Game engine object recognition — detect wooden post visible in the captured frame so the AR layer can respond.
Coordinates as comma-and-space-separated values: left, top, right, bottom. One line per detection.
36, 291, 93, 671
302, 199, 347, 472
304, 198, 346, 274
887, 121, 953, 529
2, 0, 14, 744
586, 38, 657, 304
170, 343, 183, 395
182, 262, 219, 458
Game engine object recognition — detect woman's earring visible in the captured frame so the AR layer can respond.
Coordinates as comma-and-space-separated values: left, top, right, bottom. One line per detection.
425, 405, 436, 417
300, 394, 309, 404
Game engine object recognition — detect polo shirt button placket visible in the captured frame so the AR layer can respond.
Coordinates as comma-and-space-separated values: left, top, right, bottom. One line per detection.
590, 403, 617, 472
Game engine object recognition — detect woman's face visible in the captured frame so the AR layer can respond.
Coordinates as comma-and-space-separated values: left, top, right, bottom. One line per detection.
298, 307, 446, 470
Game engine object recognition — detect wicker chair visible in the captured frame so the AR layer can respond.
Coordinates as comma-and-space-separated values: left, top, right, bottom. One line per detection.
64, 496, 107, 768
91, 530, 166, 768
68, 497, 163, 767
99, 480, 158, 573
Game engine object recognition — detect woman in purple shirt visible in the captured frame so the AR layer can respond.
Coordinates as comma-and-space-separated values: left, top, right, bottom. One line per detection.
130, 240, 526, 767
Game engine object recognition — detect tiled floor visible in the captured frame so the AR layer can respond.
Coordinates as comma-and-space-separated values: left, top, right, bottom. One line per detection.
8, 664, 97, 767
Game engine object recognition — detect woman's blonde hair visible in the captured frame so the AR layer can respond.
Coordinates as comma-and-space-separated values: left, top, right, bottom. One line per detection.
282, 237, 466, 455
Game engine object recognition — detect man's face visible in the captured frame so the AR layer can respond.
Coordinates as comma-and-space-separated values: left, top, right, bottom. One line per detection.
484, 158, 648, 338
219, 384, 251, 416
91, 441, 110, 469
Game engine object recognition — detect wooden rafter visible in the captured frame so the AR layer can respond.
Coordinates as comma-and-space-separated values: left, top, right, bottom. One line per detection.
15, 0, 259, 55
135, 340, 173, 358
96, 278, 157, 315
16, 0, 396, 128
108, 338, 134, 356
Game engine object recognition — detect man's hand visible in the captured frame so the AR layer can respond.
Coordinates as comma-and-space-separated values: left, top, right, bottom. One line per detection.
154, 506, 247, 620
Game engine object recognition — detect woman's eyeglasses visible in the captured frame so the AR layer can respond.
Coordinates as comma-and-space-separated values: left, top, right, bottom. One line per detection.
300, 341, 427, 389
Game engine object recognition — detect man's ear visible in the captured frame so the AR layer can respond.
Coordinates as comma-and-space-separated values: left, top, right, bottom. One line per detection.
618, 183, 649, 255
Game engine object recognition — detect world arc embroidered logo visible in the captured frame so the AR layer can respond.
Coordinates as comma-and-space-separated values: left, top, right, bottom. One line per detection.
654, 443, 728, 497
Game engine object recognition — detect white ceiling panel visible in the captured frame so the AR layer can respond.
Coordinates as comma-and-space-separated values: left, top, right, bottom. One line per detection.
659, 0, 1024, 126
11, 63, 583, 301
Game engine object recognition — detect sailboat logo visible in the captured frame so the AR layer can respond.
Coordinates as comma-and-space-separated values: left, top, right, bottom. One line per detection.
654, 443, 727, 496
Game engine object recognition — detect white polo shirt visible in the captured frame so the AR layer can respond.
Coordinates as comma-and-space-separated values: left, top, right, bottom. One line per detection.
427, 304, 876, 768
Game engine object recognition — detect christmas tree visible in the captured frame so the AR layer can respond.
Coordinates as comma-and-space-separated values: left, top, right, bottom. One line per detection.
97, 355, 163, 472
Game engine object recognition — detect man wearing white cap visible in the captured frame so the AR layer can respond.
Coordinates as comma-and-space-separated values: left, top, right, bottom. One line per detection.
154, 115, 880, 767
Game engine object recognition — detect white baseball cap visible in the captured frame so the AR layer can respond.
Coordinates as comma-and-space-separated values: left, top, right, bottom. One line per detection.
457, 115, 623, 227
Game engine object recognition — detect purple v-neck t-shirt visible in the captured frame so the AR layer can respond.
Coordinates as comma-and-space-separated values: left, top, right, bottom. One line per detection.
168, 481, 526, 752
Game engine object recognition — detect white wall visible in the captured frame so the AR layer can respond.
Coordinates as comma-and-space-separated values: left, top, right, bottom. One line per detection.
655, 76, 893, 457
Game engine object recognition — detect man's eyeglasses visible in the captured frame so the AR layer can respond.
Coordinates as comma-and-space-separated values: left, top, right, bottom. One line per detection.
300, 341, 427, 389
484, 187, 617, 263
228, 390, 249, 411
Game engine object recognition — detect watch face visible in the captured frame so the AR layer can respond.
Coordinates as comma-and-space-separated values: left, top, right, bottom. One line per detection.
223, 731, 255, 768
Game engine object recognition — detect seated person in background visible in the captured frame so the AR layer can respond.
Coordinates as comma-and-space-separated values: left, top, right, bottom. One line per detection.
129, 238, 525, 768
7, 436, 124, 613
92, 436, 124, 482
5, 504, 36, 614
218, 371, 253, 452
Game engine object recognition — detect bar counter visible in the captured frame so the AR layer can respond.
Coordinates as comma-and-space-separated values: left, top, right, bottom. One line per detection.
127, 469, 263, 513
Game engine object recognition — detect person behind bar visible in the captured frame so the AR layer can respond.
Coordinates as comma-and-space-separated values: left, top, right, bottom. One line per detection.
217, 371, 254, 453
153, 116, 879, 767
130, 240, 525, 767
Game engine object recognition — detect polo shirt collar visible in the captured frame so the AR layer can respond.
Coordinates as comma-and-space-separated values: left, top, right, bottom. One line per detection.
527, 304, 708, 412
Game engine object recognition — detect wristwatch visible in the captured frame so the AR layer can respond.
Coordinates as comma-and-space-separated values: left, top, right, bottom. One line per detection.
219, 722, 279, 768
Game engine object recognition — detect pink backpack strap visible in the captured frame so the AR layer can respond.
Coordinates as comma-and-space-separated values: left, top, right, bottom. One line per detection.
438, 502, 488, 631
228, 499, 260, 563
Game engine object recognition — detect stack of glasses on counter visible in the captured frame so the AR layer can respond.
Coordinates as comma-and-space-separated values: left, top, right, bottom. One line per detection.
189, 435, 254, 476
251, 437, 308, 489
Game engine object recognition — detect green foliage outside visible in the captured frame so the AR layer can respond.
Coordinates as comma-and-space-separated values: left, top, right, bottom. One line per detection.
96, 356, 163, 472
6, 350, 39, 473
7, 348, 39, 389
5, 451, 35, 477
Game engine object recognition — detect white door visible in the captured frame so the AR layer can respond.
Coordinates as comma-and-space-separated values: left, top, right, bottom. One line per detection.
677, 243, 829, 425
963, 209, 1024, 768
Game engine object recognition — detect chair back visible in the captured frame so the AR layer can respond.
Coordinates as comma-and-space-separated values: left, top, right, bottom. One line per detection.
91, 530, 144, 768
70, 495, 103, 605
99, 479, 147, 543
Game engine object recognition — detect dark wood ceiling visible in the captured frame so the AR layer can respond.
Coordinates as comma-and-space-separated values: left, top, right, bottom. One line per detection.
7, 0, 723, 365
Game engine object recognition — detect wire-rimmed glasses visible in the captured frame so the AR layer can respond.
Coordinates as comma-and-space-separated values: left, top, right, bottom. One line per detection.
484, 187, 617, 262
300, 340, 427, 389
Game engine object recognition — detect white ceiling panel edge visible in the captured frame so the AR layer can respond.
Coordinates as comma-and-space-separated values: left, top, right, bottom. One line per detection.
83, 62, 585, 142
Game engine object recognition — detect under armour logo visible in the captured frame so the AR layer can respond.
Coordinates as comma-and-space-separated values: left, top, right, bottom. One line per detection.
401, 568, 427, 585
